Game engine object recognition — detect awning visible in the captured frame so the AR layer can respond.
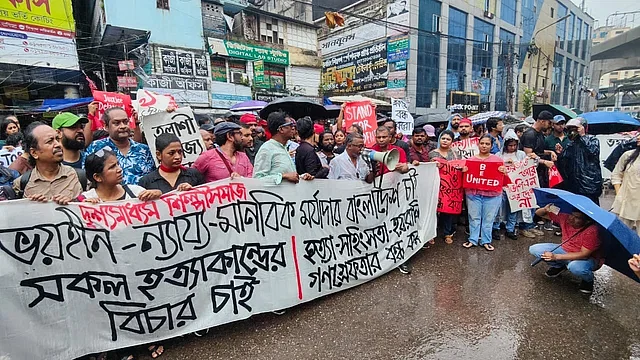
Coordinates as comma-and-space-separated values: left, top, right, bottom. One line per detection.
31, 97, 94, 113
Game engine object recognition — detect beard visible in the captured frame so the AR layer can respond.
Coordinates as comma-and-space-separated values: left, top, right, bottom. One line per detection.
233, 139, 244, 152
320, 143, 334, 152
451, 123, 460, 130
62, 135, 85, 150
459, 130, 469, 136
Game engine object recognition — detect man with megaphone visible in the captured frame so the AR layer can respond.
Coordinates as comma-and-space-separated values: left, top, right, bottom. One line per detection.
371, 126, 411, 175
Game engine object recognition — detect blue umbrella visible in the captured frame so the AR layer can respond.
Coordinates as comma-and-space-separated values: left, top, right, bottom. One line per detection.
230, 100, 268, 112
582, 111, 640, 135
534, 188, 640, 283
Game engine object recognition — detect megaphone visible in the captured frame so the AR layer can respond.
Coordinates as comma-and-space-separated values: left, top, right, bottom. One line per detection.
360, 148, 400, 169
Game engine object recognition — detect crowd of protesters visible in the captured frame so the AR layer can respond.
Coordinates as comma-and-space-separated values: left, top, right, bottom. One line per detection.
1, 101, 639, 316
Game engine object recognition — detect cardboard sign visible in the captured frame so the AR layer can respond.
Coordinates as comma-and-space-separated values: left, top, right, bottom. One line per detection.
0, 147, 23, 167
391, 98, 413, 135
436, 159, 465, 214
463, 158, 505, 192
91, 90, 133, 121
451, 137, 479, 159
141, 107, 205, 167
343, 101, 377, 147
504, 158, 539, 211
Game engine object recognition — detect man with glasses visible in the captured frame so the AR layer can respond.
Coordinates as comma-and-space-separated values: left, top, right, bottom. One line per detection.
253, 111, 309, 184
194, 122, 253, 182
13, 122, 84, 204
529, 204, 601, 294
84, 107, 155, 185
52, 112, 88, 169
328, 133, 374, 182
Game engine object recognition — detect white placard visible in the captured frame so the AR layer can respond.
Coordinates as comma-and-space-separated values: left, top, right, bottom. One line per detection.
504, 158, 540, 211
391, 98, 414, 134
0, 165, 439, 360
0, 146, 23, 167
142, 106, 206, 166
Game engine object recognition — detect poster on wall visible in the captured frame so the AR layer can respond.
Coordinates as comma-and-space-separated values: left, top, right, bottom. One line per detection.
143, 75, 210, 107
321, 41, 388, 96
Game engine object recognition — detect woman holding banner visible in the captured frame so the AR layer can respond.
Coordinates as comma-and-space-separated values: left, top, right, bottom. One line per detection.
462, 135, 508, 251
492, 129, 538, 240
429, 130, 461, 245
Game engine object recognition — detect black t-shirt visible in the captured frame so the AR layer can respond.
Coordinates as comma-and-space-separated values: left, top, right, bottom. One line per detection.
62, 152, 84, 169
138, 168, 204, 194
520, 127, 549, 188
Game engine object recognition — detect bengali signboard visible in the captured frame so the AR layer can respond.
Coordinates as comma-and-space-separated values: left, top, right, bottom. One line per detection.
142, 107, 206, 167
505, 158, 539, 211
319, 22, 386, 56
253, 59, 264, 84
143, 75, 210, 107
321, 41, 388, 96
0, 165, 438, 360
388, 71, 407, 89
0, 0, 78, 69
387, 36, 409, 63
159, 49, 210, 78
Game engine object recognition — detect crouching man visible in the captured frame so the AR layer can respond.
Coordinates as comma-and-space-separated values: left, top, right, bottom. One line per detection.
529, 204, 601, 294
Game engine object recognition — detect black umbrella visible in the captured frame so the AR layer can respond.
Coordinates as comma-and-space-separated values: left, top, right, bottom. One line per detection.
532, 104, 578, 121
259, 97, 327, 120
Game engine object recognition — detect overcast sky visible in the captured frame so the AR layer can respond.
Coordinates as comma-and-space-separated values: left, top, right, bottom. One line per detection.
574, 0, 639, 27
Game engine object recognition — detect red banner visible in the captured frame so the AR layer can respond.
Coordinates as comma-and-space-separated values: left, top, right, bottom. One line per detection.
91, 90, 134, 130
343, 101, 377, 147
436, 159, 465, 214
463, 158, 506, 192
549, 165, 563, 188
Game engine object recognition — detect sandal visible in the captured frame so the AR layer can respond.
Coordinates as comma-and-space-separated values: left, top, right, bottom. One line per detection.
444, 235, 453, 244
428, 239, 435, 245
148, 345, 164, 359
483, 244, 495, 251
462, 241, 476, 248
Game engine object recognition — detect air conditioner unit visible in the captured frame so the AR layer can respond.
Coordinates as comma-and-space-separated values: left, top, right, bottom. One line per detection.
484, 11, 494, 19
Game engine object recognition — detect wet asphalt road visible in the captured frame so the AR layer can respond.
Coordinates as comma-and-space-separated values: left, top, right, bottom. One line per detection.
128, 195, 640, 360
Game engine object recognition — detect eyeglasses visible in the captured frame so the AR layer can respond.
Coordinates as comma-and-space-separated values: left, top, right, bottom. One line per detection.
95, 146, 113, 158
278, 121, 296, 130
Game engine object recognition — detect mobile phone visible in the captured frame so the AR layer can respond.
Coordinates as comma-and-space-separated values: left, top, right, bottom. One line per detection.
548, 205, 560, 215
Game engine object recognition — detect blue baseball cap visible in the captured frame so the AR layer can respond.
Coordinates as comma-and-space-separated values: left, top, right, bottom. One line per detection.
552, 115, 566, 124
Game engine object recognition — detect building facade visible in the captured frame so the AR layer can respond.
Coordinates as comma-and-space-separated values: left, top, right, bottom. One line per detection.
316, 0, 593, 115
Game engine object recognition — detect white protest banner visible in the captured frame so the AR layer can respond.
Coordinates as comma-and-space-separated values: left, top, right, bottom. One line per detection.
142, 106, 205, 166
0, 147, 23, 167
0, 165, 438, 360
596, 133, 636, 179
135, 89, 178, 118
504, 158, 539, 211
450, 137, 479, 159
391, 98, 413, 135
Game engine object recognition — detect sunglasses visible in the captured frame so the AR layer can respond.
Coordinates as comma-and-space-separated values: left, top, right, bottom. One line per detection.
95, 146, 113, 158
278, 121, 296, 130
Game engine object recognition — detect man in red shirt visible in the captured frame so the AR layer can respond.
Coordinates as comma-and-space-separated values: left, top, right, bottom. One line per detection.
371, 126, 410, 175
529, 204, 602, 294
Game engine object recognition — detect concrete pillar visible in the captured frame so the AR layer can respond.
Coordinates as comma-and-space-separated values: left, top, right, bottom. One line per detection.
407, 0, 419, 112
465, 13, 474, 93
438, 3, 450, 109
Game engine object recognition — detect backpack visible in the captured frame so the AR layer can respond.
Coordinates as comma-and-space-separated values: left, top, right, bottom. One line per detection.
8, 168, 88, 200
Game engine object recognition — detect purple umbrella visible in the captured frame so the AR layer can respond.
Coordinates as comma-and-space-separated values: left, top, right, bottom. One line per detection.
230, 100, 268, 112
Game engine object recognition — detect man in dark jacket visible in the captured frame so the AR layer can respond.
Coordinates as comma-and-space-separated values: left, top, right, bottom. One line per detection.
556, 117, 603, 205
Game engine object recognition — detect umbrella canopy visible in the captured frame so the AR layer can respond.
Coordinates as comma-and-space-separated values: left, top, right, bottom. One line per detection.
324, 104, 341, 118
581, 111, 640, 135
259, 97, 327, 120
534, 188, 640, 283
230, 100, 268, 112
328, 95, 392, 107
414, 112, 449, 127
31, 97, 94, 112
469, 111, 506, 125
533, 104, 578, 121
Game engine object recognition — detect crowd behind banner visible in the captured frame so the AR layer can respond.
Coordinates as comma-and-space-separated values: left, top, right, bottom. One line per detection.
1, 93, 640, 358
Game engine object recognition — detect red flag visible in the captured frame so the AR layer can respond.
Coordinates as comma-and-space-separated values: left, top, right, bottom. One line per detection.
83, 71, 98, 91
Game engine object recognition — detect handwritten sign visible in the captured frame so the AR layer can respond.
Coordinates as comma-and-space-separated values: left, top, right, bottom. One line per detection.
0, 165, 438, 360
463, 158, 505, 192
0, 147, 23, 167
436, 159, 465, 214
391, 98, 413, 134
450, 137, 479, 159
504, 158, 539, 211
142, 107, 206, 167
91, 90, 134, 122
135, 89, 178, 118
343, 101, 377, 147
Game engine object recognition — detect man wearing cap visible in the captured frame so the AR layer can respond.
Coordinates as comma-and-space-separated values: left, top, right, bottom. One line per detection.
423, 124, 438, 151
199, 123, 215, 150
556, 117, 603, 205
193, 122, 253, 183
520, 110, 556, 189
545, 115, 569, 155
240, 113, 264, 164
52, 112, 88, 169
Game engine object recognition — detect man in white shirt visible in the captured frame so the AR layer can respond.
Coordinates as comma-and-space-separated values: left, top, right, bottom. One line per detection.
328, 133, 374, 183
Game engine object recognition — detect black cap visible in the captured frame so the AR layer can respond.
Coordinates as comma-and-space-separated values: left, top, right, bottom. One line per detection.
200, 123, 215, 132
214, 121, 241, 135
